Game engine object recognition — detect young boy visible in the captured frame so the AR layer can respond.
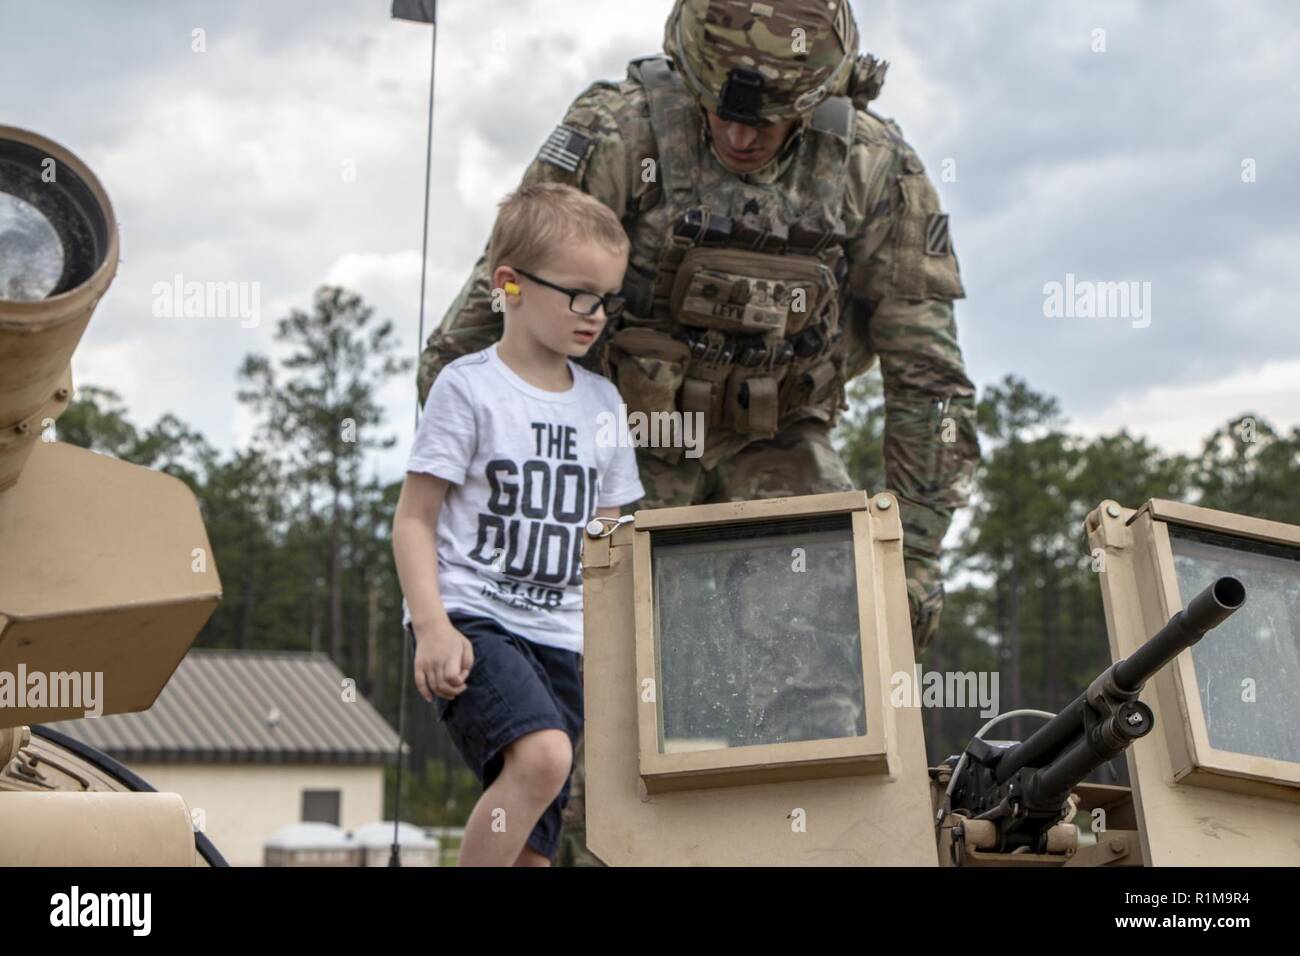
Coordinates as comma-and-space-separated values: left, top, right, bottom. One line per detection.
392, 182, 644, 867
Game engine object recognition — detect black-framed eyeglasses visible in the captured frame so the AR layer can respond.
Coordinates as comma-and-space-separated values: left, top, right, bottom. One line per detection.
514, 267, 625, 318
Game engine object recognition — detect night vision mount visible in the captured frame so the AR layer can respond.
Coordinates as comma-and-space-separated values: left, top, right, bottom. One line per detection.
717, 67, 766, 126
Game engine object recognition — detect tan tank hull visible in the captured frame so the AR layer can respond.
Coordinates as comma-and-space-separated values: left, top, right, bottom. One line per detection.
0, 792, 197, 867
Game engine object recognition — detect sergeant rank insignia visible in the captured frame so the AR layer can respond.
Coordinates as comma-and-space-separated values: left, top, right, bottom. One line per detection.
925, 213, 951, 257
538, 125, 592, 175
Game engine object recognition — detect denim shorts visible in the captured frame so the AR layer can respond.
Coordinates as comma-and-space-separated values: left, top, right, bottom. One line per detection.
410, 612, 583, 860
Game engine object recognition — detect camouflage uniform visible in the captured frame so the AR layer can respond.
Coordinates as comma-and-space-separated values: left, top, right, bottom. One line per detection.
420, 0, 981, 865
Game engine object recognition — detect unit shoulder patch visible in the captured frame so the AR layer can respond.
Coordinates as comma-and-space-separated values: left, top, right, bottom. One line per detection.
925, 213, 951, 257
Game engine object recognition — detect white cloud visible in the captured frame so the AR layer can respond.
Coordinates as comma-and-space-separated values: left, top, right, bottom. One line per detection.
325, 250, 423, 295
1072, 358, 1300, 454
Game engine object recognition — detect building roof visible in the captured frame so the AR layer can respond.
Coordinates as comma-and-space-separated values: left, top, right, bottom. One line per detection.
53, 649, 405, 765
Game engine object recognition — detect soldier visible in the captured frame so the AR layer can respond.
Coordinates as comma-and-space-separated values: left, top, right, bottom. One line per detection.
417, 0, 981, 864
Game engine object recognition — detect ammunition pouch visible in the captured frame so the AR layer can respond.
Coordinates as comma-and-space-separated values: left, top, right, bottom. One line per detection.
778, 350, 843, 422
608, 327, 691, 464
680, 345, 730, 432
667, 319, 841, 441
607, 313, 846, 454
724, 362, 784, 440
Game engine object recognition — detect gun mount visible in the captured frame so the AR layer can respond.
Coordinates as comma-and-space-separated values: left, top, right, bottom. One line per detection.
940, 576, 1246, 856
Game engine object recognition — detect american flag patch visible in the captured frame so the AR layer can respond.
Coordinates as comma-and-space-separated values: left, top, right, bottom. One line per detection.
925, 213, 951, 257
538, 125, 591, 175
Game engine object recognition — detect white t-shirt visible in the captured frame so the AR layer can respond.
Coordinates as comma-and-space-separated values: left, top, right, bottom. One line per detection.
403, 343, 645, 654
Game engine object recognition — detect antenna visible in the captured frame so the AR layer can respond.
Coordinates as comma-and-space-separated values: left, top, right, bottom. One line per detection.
390, 0, 439, 867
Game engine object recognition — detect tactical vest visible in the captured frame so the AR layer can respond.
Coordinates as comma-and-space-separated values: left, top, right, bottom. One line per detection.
610, 56, 858, 469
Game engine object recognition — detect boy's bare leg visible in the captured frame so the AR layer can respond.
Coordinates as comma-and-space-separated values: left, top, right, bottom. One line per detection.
457, 728, 571, 867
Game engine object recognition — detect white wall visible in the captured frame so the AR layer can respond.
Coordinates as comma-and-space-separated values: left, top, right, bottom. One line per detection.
129, 762, 385, 867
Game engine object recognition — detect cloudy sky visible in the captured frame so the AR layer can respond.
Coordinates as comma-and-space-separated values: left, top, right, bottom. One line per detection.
3, 0, 1298, 484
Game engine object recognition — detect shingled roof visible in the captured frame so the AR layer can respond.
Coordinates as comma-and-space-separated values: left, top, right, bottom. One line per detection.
53, 649, 404, 764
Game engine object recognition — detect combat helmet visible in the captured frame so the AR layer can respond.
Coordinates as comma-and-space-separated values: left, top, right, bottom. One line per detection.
662, 0, 862, 125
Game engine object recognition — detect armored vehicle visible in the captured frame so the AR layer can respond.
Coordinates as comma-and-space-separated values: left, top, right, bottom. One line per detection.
0, 125, 225, 866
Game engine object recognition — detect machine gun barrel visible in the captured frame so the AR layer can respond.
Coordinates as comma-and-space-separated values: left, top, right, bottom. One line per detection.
1112, 575, 1245, 691
995, 575, 1245, 786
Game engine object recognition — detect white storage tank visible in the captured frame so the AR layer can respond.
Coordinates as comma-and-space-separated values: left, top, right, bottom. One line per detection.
350, 821, 441, 867
264, 822, 360, 867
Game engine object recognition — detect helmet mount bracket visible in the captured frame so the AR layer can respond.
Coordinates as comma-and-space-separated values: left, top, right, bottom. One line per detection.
716, 67, 766, 126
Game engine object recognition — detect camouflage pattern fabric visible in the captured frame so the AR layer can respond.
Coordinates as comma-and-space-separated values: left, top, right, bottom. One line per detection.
630, 418, 851, 506
421, 0, 980, 866
663, 0, 859, 122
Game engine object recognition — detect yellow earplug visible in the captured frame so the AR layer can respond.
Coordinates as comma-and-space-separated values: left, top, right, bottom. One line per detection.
504, 281, 521, 296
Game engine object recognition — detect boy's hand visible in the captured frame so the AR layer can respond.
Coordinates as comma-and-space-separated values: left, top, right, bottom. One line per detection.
413, 620, 474, 702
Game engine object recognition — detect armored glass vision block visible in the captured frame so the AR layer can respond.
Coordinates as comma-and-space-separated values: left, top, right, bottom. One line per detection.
1168, 525, 1300, 765
582, 491, 937, 863
651, 514, 867, 753
1088, 498, 1300, 866
620, 492, 911, 794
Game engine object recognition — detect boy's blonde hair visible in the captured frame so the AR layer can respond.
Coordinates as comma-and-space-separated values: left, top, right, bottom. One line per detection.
487, 182, 629, 276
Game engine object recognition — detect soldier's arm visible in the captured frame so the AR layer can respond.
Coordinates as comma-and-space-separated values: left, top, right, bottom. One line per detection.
843, 114, 981, 652
416, 81, 642, 404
